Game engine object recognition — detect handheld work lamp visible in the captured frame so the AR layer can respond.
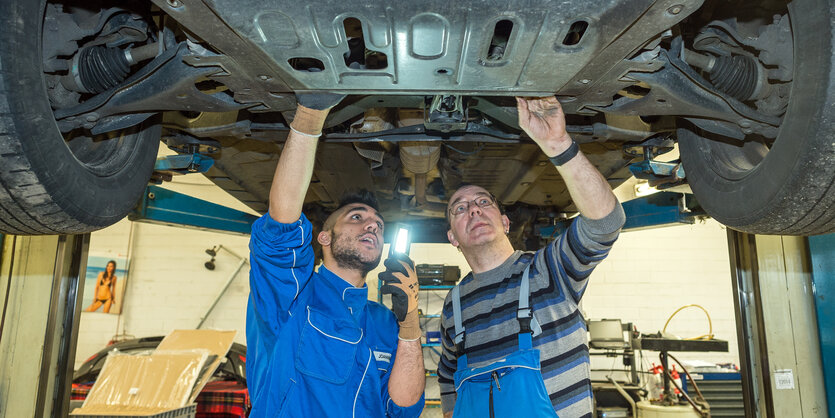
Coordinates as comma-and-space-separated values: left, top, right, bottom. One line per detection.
390, 224, 412, 256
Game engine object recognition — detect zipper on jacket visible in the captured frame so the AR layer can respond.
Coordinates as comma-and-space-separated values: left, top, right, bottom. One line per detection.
489, 371, 500, 418
489, 381, 494, 418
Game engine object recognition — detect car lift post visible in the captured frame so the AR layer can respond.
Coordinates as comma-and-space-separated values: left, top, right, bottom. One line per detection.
727, 231, 829, 417
809, 234, 835, 414
0, 233, 89, 418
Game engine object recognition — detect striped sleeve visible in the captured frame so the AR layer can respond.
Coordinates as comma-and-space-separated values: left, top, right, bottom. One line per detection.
437, 293, 458, 414
545, 202, 625, 304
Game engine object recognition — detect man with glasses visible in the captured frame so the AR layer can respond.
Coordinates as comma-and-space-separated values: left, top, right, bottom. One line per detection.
437, 97, 626, 418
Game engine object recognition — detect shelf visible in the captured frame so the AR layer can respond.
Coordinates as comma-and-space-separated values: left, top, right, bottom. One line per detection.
377, 280, 454, 303
639, 338, 729, 352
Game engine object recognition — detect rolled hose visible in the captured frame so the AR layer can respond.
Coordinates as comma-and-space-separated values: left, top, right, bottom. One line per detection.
663, 304, 713, 341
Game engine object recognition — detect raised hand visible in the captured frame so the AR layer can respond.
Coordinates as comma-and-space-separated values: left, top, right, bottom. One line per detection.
516, 96, 573, 157
379, 252, 419, 322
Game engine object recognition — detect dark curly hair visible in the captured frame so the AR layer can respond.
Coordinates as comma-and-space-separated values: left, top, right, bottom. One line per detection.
337, 189, 380, 212
321, 189, 382, 231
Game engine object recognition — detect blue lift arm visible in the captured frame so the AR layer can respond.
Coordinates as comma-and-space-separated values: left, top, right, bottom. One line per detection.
129, 187, 703, 238
538, 192, 704, 237
621, 192, 703, 231
129, 185, 259, 235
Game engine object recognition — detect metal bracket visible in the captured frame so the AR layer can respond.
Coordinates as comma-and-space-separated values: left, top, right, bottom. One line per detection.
629, 159, 686, 189
151, 152, 215, 184
156, 153, 215, 173
424, 95, 468, 133
626, 137, 686, 189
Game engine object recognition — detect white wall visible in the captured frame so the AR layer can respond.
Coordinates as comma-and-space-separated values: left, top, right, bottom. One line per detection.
76, 219, 251, 369
583, 218, 739, 367
75, 166, 257, 369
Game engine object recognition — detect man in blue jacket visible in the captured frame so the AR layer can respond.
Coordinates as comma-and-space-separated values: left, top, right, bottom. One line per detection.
246, 95, 426, 417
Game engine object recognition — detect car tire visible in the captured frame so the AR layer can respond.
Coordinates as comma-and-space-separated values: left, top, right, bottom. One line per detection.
0, 0, 160, 235
678, 0, 835, 236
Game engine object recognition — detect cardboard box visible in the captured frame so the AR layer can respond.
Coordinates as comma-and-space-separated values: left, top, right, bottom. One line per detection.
155, 329, 237, 405
70, 329, 236, 417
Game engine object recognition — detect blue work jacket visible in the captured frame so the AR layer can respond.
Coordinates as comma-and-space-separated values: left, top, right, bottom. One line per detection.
247, 213, 425, 418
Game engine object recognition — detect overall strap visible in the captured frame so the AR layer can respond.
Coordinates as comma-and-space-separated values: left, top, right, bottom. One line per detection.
451, 285, 469, 368
517, 262, 542, 350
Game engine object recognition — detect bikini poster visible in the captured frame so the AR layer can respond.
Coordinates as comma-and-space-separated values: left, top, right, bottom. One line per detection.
82, 254, 129, 314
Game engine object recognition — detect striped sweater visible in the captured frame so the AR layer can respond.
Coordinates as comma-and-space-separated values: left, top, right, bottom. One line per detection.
438, 205, 625, 417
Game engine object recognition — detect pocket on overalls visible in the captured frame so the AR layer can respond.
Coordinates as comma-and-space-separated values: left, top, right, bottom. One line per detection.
453, 350, 557, 418
295, 307, 362, 384
453, 365, 520, 417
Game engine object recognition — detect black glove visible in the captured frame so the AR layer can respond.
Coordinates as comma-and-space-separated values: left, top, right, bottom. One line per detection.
379, 252, 419, 322
295, 92, 347, 110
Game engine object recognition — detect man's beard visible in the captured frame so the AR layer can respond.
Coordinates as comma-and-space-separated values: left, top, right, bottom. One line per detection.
331, 231, 381, 277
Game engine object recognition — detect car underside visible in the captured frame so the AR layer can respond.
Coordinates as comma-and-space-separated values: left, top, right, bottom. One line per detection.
0, 0, 832, 240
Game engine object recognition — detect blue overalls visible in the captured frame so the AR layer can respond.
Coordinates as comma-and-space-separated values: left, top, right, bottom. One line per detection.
450, 264, 559, 418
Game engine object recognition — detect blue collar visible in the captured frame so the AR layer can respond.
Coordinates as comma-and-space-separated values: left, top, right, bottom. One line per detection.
318, 266, 368, 320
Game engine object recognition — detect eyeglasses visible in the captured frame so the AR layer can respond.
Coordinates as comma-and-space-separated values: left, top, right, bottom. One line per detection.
448, 195, 496, 217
